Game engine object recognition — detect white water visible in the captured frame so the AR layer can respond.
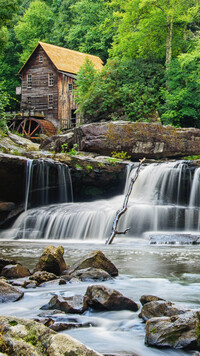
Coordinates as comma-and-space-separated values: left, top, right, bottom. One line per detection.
3, 160, 200, 242
1, 160, 200, 355
0, 239, 199, 356
24, 158, 73, 210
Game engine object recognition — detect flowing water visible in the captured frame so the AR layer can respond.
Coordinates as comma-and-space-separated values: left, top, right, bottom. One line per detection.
1, 160, 200, 355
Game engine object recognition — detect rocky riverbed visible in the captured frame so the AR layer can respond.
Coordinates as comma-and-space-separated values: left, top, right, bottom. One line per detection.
0, 245, 200, 355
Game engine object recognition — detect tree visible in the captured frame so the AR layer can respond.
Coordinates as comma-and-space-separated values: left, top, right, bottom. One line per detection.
110, 0, 200, 68
67, 0, 114, 61
50, 0, 77, 47
76, 57, 164, 122
0, 0, 18, 52
15, 0, 54, 64
161, 45, 200, 128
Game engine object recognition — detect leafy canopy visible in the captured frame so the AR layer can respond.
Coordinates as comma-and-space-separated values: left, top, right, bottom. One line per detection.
15, 0, 54, 63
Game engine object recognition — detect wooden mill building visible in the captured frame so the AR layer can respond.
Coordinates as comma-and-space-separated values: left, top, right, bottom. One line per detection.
18, 42, 103, 131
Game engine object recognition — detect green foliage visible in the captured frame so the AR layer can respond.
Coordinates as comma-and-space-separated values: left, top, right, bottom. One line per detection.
76, 57, 164, 122
183, 155, 200, 160
15, 0, 54, 63
86, 164, 93, 172
67, 0, 114, 62
0, 82, 12, 133
61, 143, 79, 155
111, 151, 131, 160
161, 57, 200, 127
75, 163, 83, 170
0, 0, 18, 52
109, 0, 200, 66
106, 157, 120, 164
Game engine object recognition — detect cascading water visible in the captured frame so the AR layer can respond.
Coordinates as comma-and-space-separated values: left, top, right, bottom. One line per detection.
24, 158, 73, 210
3, 159, 200, 242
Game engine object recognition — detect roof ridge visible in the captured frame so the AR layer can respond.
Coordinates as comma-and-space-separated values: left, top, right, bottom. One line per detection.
39, 41, 102, 60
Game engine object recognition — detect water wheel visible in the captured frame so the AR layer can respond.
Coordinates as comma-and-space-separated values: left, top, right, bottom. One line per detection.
16, 118, 56, 140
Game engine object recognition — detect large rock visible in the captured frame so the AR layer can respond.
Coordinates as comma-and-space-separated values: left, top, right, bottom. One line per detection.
0, 280, 24, 302
70, 267, 112, 281
0, 315, 102, 355
140, 294, 165, 306
30, 271, 58, 285
75, 121, 200, 159
69, 250, 118, 277
34, 245, 68, 275
0, 258, 17, 273
41, 294, 87, 314
145, 311, 200, 350
139, 300, 190, 322
85, 284, 139, 311
1, 263, 31, 279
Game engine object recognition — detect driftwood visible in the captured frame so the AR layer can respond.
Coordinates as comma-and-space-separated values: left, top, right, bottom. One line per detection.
106, 158, 145, 245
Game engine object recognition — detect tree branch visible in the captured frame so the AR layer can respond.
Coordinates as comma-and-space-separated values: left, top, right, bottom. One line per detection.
105, 158, 145, 245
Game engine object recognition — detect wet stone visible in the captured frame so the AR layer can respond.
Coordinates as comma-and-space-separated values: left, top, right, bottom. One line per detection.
41, 294, 88, 314
85, 284, 139, 312
0, 280, 24, 303
1, 264, 31, 279
69, 250, 118, 277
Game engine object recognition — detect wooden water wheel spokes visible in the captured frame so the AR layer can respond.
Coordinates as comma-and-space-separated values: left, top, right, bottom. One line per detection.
16, 118, 56, 140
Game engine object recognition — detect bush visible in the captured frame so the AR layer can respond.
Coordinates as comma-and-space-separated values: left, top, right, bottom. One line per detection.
75, 58, 164, 123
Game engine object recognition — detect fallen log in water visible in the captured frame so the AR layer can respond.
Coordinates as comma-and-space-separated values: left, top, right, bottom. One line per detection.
106, 158, 145, 245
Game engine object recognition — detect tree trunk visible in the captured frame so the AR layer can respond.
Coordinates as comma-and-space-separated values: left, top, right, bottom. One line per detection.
165, 15, 173, 69
105, 158, 145, 245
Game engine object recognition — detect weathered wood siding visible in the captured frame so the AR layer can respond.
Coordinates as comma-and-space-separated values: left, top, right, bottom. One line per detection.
20, 46, 58, 128
58, 73, 78, 129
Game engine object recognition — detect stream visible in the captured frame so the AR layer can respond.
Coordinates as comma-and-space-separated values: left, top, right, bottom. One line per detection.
0, 238, 200, 356
1, 160, 200, 355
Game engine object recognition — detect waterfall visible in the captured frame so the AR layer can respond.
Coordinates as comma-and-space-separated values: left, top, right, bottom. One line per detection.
3, 160, 200, 242
24, 159, 73, 210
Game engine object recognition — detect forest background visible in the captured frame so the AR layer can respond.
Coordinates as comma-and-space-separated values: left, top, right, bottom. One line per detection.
1, 0, 200, 129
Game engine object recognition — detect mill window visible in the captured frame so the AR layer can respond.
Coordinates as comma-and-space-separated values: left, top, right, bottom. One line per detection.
48, 94, 53, 107
27, 97, 31, 105
27, 74, 32, 88
68, 83, 73, 91
48, 73, 54, 86
39, 54, 43, 62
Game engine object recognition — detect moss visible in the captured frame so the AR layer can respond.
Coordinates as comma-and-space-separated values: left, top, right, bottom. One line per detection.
150, 328, 157, 334
25, 334, 38, 346
9, 320, 18, 326
195, 322, 200, 345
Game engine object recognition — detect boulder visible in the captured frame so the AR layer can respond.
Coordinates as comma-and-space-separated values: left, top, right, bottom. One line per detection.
140, 295, 165, 306
41, 294, 87, 314
0, 258, 17, 273
69, 250, 118, 277
1, 263, 31, 279
40, 131, 75, 152
0, 280, 24, 302
85, 284, 139, 311
34, 245, 68, 275
145, 311, 200, 350
30, 271, 58, 285
74, 121, 200, 159
139, 300, 190, 322
70, 267, 112, 281
0, 315, 102, 355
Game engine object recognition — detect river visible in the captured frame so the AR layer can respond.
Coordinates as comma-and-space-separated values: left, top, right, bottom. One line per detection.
0, 238, 199, 356
1, 160, 200, 355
